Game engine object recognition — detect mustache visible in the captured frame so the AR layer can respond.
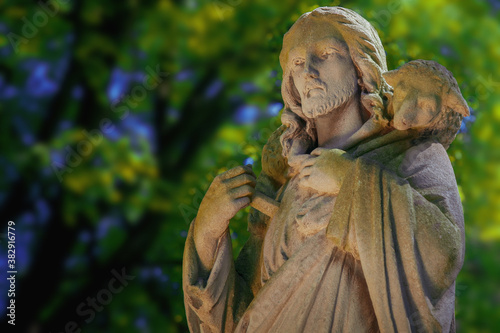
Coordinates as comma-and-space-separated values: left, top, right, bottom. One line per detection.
303, 86, 355, 118
303, 79, 325, 97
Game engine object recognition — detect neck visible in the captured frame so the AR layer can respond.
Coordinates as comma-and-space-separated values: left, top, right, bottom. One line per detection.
313, 94, 364, 149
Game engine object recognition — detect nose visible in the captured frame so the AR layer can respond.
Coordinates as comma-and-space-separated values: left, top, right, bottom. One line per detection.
304, 54, 319, 78
396, 93, 418, 129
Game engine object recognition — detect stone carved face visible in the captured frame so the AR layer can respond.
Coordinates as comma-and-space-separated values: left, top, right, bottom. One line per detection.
286, 19, 359, 119
391, 76, 442, 130
384, 60, 469, 139
279, 7, 391, 158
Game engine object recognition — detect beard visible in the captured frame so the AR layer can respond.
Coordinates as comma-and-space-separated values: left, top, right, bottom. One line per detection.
302, 83, 357, 119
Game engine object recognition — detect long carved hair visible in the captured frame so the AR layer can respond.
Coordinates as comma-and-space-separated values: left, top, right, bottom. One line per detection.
279, 7, 393, 158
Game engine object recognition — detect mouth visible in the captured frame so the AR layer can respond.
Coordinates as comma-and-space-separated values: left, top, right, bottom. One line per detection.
306, 88, 324, 98
394, 115, 410, 130
304, 82, 325, 98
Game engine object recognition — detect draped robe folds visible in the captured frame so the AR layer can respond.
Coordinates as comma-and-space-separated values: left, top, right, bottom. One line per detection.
182, 130, 465, 333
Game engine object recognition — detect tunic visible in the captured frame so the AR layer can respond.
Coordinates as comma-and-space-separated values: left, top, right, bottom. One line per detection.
182, 132, 465, 333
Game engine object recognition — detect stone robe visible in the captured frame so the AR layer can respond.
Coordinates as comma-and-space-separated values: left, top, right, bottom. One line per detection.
182, 129, 465, 332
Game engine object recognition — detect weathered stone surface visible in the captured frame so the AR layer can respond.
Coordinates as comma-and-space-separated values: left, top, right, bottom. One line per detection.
183, 6, 466, 332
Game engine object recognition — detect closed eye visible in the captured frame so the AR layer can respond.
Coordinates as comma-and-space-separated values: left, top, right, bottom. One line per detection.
417, 97, 437, 114
393, 91, 407, 103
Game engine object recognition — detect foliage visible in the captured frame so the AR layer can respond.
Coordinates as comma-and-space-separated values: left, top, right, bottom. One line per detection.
0, 0, 498, 331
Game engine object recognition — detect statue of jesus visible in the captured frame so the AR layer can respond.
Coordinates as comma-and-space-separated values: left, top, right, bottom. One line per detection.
182, 7, 467, 332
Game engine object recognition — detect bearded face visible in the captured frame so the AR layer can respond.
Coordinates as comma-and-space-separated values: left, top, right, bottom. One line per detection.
285, 19, 359, 119
298, 74, 358, 119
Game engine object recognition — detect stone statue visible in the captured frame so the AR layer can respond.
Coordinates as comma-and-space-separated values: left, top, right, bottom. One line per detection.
183, 7, 467, 332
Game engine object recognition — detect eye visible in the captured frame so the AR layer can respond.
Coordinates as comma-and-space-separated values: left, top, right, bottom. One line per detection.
418, 97, 437, 114
321, 47, 338, 59
393, 87, 408, 102
293, 58, 305, 66
321, 50, 333, 59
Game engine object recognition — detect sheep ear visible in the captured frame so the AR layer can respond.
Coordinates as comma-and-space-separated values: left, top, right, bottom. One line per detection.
446, 88, 469, 117
382, 69, 400, 87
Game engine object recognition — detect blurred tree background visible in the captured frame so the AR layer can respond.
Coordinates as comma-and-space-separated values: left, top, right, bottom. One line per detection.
0, 0, 498, 332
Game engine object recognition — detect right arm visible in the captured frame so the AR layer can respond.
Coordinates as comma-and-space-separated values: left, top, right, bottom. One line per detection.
183, 165, 257, 332
183, 125, 289, 332
193, 165, 256, 276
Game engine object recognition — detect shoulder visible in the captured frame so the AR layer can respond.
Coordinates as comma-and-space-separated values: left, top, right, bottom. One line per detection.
261, 125, 289, 187
399, 141, 453, 179
398, 140, 459, 202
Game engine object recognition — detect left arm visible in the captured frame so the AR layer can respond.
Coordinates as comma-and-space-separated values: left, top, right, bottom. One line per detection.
325, 141, 464, 332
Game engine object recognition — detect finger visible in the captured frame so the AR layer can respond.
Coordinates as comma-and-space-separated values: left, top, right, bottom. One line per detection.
234, 196, 251, 210
230, 184, 255, 199
301, 175, 311, 187
220, 165, 254, 180
330, 148, 347, 156
241, 164, 256, 178
245, 164, 257, 178
288, 154, 309, 167
300, 156, 317, 168
311, 148, 326, 156
224, 173, 256, 188
299, 166, 312, 177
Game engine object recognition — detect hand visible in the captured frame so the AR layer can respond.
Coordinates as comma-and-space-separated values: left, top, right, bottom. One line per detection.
194, 165, 256, 273
298, 148, 353, 196
196, 165, 256, 239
